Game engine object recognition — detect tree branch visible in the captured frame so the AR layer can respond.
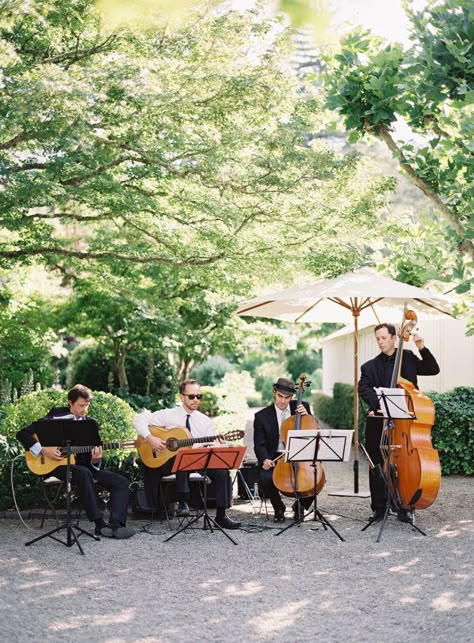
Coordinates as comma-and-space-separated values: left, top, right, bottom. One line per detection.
376, 124, 474, 260
0, 246, 226, 266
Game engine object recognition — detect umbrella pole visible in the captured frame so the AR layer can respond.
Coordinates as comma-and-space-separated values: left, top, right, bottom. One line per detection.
353, 312, 359, 494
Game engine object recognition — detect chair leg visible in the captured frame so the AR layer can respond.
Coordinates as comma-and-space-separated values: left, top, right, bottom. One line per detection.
159, 483, 174, 530
41, 481, 65, 528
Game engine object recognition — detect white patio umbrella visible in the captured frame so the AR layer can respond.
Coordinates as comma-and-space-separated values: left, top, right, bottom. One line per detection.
236, 268, 456, 494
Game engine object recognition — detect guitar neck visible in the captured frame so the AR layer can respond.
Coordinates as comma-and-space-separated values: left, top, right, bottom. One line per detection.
67, 441, 121, 454
176, 435, 216, 448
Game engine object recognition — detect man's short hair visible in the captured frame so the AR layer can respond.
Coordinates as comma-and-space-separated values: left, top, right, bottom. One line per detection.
179, 380, 199, 394
374, 323, 396, 337
68, 384, 92, 404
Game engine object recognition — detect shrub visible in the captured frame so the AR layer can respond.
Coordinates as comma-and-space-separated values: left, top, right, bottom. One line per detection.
429, 387, 474, 475
311, 383, 366, 443
198, 388, 221, 417
191, 356, 235, 386
66, 340, 112, 391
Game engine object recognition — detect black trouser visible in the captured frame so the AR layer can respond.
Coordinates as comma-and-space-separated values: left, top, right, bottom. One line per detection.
365, 417, 387, 512
143, 459, 231, 510
49, 465, 130, 527
259, 465, 313, 512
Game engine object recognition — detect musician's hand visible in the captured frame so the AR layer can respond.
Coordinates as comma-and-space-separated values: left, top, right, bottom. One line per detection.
41, 446, 63, 461
262, 458, 274, 471
412, 334, 425, 350
295, 403, 308, 416
91, 446, 102, 464
368, 409, 382, 417
146, 435, 166, 452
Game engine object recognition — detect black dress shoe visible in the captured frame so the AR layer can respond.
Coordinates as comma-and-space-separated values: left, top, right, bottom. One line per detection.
100, 526, 136, 539
369, 509, 385, 523
293, 504, 305, 521
397, 508, 414, 523
176, 502, 190, 517
215, 515, 241, 530
273, 505, 286, 523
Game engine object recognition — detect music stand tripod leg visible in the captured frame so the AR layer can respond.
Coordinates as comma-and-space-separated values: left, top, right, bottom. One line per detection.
164, 469, 238, 546
309, 461, 345, 542
25, 446, 99, 555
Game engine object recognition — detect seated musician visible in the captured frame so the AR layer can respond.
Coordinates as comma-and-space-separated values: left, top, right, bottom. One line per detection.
358, 323, 440, 523
133, 379, 240, 529
253, 377, 314, 522
16, 384, 135, 540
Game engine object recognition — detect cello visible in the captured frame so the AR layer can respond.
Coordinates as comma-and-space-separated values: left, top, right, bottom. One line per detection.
272, 374, 325, 500
380, 309, 441, 511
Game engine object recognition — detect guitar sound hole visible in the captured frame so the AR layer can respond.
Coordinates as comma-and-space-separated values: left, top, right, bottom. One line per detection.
167, 439, 178, 452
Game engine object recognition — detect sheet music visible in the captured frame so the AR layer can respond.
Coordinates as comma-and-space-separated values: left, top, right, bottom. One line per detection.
374, 387, 414, 419
285, 429, 353, 462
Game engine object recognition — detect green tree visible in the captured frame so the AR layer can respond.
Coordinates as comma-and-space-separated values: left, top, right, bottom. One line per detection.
1, 0, 394, 283
0, 286, 56, 389
324, 0, 474, 284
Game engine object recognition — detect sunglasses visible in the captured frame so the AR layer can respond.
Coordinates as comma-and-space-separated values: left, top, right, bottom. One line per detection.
183, 394, 202, 400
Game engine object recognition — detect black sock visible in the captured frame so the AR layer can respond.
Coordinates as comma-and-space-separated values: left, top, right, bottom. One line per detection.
216, 508, 225, 520
95, 518, 107, 530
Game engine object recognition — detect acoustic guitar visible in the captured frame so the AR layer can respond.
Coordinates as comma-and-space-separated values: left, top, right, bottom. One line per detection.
136, 425, 245, 468
25, 438, 136, 475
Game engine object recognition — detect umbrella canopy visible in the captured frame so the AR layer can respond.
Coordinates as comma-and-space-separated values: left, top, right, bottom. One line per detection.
237, 268, 455, 494
236, 268, 456, 324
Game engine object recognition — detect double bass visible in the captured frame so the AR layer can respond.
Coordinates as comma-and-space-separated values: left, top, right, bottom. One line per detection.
380, 309, 441, 511
272, 374, 325, 499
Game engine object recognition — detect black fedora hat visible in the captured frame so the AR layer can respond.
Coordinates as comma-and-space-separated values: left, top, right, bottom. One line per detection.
273, 377, 296, 395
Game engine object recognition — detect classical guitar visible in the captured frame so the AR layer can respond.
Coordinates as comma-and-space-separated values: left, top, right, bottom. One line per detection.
25, 438, 136, 476
136, 425, 245, 468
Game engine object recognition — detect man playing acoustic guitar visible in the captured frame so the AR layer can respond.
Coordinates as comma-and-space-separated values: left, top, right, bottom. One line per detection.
17, 384, 135, 540
133, 379, 241, 529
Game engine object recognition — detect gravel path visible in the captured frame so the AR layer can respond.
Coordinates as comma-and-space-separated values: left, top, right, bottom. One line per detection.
1, 454, 473, 642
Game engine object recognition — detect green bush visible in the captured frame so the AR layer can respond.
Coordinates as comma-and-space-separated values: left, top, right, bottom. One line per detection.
429, 387, 474, 475
312, 383, 366, 443
0, 388, 136, 511
198, 388, 221, 417
191, 356, 235, 386
66, 340, 112, 391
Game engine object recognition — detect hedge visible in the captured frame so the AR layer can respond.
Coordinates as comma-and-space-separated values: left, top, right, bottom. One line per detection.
312, 383, 474, 475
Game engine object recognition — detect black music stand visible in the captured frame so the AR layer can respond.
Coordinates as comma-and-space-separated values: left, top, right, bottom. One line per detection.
275, 430, 352, 542
24, 419, 101, 555
164, 446, 246, 546
361, 388, 426, 542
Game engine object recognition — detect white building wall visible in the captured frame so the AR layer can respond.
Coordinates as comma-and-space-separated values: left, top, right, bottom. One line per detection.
322, 318, 474, 397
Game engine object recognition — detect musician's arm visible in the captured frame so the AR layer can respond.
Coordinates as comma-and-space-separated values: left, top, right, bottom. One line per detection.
416, 347, 440, 376
358, 364, 381, 412
133, 409, 167, 451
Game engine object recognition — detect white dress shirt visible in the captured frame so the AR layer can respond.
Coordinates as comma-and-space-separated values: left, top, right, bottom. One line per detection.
276, 404, 290, 451
133, 405, 215, 440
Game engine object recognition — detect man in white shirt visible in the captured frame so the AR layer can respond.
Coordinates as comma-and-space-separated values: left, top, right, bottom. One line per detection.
134, 379, 240, 529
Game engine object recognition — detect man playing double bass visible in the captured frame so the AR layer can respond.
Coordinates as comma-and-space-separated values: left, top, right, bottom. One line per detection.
253, 377, 314, 522
358, 323, 440, 523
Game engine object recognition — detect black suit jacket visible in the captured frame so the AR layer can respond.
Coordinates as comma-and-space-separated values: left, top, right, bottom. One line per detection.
253, 400, 311, 463
358, 347, 440, 412
16, 406, 99, 469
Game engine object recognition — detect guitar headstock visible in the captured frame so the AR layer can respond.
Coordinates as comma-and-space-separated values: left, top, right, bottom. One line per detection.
223, 430, 245, 441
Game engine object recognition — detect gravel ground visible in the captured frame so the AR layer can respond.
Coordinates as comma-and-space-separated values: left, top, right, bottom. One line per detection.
1, 453, 473, 643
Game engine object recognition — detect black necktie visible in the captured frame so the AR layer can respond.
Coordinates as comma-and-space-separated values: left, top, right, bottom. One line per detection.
186, 414, 191, 432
